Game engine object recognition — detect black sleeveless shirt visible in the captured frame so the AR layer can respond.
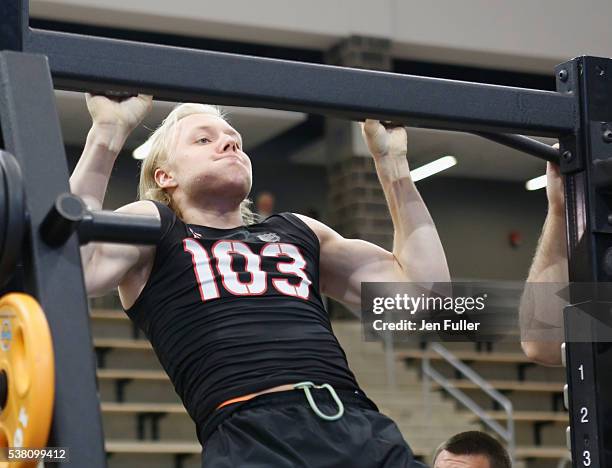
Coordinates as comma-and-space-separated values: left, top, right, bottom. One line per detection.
125, 202, 363, 443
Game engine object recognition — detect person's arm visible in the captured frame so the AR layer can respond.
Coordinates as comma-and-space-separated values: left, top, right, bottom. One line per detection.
297, 120, 450, 310
70, 94, 152, 211
520, 156, 568, 366
70, 94, 155, 296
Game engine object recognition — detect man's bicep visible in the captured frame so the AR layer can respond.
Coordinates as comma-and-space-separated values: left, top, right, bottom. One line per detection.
294, 214, 401, 306
84, 243, 143, 297
320, 236, 401, 307
83, 200, 159, 297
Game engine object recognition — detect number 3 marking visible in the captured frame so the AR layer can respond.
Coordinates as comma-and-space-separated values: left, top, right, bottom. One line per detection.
261, 243, 311, 299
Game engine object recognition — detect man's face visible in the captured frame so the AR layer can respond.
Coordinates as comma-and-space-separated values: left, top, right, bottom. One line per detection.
162, 113, 252, 201
434, 450, 490, 468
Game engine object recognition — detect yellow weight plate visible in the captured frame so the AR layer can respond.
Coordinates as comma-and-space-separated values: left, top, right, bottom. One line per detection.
0, 294, 54, 468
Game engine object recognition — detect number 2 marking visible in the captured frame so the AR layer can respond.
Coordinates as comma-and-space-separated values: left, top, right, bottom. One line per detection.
580, 407, 589, 423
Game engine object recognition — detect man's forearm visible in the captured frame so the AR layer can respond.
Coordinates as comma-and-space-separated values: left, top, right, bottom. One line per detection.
374, 156, 450, 283
69, 124, 129, 210
527, 211, 568, 282
70, 124, 128, 265
520, 210, 568, 365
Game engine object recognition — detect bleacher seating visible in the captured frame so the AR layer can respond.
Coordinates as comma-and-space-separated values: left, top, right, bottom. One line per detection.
90, 309, 570, 467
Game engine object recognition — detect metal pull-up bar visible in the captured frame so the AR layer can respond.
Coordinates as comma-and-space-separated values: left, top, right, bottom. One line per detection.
473, 132, 560, 163
28, 27, 575, 139
3, 2, 567, 162
2, 3, 576, 141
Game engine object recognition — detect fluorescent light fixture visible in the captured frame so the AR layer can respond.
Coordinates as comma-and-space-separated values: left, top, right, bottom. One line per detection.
132, 140, 152, 160
411, 156, 457, 182
525, 174, 547, 191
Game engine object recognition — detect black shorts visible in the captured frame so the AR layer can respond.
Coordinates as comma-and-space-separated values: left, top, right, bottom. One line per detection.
201, 388, 427, 468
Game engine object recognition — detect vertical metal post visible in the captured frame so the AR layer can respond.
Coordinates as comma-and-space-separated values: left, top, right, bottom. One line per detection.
0, 0, 27, 51
556, 56, 612, 468
0, 52, 106, 467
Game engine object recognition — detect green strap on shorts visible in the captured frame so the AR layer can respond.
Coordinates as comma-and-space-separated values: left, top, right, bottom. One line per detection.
293, 381, 345, 421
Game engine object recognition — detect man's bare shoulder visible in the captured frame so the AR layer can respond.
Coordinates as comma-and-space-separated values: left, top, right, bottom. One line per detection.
292, 213, 339, 243
105, 200, 159, 267
112, 201, 160, 308
115, 200, 160, 217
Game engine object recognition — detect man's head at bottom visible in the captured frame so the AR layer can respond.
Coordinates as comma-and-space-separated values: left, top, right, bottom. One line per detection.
432, 431, 511, 468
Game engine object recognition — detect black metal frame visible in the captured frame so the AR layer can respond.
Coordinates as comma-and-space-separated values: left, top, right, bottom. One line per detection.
555, 56, 612, 468
0, 51, 106, 467
1, 0, 610, 466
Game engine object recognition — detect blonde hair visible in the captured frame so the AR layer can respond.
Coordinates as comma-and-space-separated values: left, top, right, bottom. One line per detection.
138, 103, 256, 224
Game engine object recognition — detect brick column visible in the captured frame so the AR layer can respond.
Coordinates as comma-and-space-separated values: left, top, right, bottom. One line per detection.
325, 36, 394, 250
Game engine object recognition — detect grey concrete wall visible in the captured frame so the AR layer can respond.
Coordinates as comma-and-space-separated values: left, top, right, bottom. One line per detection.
417, 177, 548, 280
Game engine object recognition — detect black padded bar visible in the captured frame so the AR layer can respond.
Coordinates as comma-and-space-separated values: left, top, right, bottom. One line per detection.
472, 132, 560, 163
79, 211, 162, 245
40, 192, 161, 246
24, 29, 576, 137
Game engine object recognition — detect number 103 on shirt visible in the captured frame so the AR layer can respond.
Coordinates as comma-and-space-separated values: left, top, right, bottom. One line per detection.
183, 239, 311, 301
